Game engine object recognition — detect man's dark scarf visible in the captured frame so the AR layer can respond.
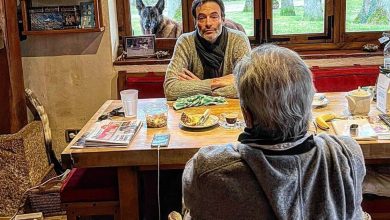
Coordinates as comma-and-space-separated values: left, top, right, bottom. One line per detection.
195, 26, 228, 79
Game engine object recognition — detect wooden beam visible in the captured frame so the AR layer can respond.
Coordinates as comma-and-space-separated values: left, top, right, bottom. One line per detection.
0, 0, 27, 134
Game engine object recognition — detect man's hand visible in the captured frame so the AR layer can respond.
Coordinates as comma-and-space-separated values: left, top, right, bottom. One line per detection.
178, 68, 200, 81
211, 74, 234, 90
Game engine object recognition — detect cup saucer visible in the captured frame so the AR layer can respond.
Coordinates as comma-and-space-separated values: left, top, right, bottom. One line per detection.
218, 119, 246, 129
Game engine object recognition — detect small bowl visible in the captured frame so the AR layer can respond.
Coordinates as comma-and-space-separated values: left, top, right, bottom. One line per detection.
144, 104, 168, 128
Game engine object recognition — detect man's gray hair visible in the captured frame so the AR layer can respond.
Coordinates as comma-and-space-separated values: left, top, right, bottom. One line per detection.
234, 44, 315, 140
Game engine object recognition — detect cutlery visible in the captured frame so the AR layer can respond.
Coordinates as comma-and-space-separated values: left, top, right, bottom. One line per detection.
197, 109, 210, 126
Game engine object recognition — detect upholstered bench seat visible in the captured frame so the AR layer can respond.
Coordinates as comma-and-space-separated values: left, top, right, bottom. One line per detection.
312, 65, 379, 92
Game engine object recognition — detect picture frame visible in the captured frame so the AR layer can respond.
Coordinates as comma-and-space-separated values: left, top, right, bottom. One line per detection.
123, 35, 155, 58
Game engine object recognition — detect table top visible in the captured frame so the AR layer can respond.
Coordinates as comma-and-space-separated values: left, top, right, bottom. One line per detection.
61, 92, 390, 169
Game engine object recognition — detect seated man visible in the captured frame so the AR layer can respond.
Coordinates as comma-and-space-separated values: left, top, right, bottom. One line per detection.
164, 0, 250, 101
182, 44, 366, 219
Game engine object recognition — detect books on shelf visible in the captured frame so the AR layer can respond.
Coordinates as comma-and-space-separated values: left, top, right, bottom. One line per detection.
61, 5, 81, 29
29, 2, 95, 31
331, 119, 378, 141
80, 2, 95, 28
29, 7, 63, 31
72, 120, 142, 148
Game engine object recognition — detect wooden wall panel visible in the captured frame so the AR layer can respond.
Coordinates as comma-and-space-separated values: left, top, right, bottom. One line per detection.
0, 0, 27, 134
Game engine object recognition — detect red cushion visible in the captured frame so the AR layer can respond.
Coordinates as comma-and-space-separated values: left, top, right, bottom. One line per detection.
311, 65, 379, 92
60, 167, 118, 203
126, 72, 165, 98
362, 194, 390, 213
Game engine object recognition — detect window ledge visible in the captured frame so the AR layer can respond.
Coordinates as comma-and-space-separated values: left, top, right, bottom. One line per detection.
113, 50, 382, 66
299, 50, 382, 59
114, 55, 171, 66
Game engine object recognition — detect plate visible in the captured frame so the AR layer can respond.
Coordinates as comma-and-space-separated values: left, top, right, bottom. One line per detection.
180, 114, 219, 129
312, 93, 329, 108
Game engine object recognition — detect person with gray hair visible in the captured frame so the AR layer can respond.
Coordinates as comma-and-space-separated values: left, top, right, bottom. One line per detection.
182, 44, 366, 219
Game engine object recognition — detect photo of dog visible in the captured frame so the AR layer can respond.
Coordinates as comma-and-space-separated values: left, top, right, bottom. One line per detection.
136, 0, 182, 38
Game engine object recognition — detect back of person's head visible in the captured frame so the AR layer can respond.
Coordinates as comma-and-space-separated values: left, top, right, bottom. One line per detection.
191, 0, 225, 19
234, 44, 315, 140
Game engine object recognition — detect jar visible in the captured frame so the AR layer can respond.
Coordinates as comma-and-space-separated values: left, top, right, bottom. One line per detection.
144, 104, 168, 128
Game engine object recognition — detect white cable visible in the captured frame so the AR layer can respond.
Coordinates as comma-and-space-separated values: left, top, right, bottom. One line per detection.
157, 144, 161, 220
10, 170, 69, 220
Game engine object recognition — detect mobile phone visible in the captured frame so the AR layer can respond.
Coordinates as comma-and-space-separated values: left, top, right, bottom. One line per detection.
151, 133, 170, 148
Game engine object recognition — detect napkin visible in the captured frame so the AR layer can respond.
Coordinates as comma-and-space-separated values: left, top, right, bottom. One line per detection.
173, 94, 227, 110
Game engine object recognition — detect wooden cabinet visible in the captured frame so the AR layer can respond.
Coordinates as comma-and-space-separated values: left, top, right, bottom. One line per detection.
20, 0, 104, 35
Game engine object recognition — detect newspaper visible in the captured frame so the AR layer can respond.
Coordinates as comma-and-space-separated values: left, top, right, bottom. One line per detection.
72, 120, 142, 148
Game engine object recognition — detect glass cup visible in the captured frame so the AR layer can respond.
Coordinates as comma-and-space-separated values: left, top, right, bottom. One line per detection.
144, 104, 169, 128
120, 89, 138, 118
222, 113, 239, 126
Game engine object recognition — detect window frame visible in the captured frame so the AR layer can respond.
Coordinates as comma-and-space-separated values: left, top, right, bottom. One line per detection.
264, 0, 335, 44
340, 0, 384, 44
115, 0, 390, 54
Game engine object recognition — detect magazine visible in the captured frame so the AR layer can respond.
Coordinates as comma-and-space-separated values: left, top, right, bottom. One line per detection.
73, 120, 142, 147
331, 119, 378, 141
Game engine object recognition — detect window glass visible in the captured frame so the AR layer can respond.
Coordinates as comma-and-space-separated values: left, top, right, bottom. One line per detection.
224, 0, 254, 36
272, 0, 325, 35
130, 0, 183, 38
346, 0, 390, 32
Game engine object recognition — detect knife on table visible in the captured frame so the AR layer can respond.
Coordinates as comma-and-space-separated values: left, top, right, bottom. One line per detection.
197, 109, 210, 126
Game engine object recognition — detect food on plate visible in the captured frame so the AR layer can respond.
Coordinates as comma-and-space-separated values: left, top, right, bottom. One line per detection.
180, 112, 200, 126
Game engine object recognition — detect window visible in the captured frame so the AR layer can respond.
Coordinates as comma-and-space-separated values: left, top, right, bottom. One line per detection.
130, 0, 183, 37
116, 0, 390, 52
266, 0, 334, 44
345, 0, 389, 33
271, 0, 325, 35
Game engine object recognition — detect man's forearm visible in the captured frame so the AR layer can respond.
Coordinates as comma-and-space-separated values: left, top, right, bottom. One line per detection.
164, 78, 213, 100
211, 85, 238, 98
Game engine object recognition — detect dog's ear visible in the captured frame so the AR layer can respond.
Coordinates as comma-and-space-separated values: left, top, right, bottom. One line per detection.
136, 0, 145, 11
155, 0, 165, 15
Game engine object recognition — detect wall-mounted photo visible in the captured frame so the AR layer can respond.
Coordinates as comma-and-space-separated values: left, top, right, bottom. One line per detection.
124, 35, 155, 58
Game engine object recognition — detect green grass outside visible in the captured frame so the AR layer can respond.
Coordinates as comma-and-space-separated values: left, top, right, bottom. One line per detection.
130, 0, 389, 37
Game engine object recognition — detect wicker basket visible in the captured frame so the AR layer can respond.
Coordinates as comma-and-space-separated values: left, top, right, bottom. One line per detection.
26, 165, 66, 216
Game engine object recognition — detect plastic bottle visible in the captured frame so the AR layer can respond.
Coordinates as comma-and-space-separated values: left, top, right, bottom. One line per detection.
384, 40, 390, 70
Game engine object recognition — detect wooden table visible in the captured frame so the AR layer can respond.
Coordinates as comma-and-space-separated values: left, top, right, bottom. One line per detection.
61, 92, 390, 220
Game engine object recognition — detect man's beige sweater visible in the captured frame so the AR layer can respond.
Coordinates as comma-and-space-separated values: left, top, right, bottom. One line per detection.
164, 28, 251, 100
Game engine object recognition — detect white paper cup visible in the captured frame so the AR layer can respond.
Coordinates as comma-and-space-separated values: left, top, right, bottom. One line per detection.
120, 89, 138, 117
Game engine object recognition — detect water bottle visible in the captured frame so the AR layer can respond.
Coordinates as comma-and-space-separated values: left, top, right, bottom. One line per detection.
385, 40, 390, 70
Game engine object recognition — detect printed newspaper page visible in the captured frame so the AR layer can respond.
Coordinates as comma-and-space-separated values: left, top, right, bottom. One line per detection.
72, 120, 142, 148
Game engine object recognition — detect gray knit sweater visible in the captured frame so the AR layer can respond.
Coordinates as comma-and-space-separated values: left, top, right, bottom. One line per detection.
183, 134, 366, 220
164, 28, 251, 101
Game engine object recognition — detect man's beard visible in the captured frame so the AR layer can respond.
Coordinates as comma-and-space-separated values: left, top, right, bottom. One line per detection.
198, 24, 223, 43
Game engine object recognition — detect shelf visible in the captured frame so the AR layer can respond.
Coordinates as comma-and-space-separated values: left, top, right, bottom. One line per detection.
20, 0, 104, 36
22, 27, 105, 35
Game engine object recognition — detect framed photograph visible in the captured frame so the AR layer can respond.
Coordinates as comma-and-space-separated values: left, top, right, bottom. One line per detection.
124, 35, 155, 58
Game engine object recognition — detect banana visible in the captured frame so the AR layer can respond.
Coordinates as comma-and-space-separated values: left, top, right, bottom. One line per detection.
315, 113, 336, 130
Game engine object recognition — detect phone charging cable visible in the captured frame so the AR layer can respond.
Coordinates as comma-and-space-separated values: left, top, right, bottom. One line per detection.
157, 144, 161, 220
